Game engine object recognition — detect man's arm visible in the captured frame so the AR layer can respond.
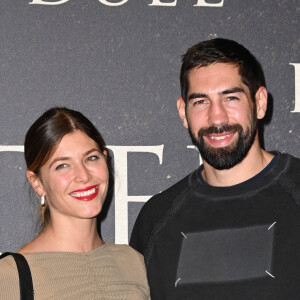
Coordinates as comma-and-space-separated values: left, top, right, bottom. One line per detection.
130, 196, 162, 255
130, 171, 197, 255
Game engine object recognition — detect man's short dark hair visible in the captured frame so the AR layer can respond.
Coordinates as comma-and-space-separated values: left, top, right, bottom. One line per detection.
180, 38, 266, 103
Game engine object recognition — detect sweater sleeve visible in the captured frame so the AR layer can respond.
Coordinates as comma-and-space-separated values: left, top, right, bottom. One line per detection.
130, 172, 195, 256
130, 192, 171, 255
129, 198, 157, 255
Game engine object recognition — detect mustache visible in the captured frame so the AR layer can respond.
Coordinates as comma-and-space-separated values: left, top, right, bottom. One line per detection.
198, 124, 243, 136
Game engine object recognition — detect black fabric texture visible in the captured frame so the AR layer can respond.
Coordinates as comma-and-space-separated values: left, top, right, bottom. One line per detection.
130, 152, 300, 299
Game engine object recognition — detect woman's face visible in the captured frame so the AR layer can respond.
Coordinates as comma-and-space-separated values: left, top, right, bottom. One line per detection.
29, 130, 109, 221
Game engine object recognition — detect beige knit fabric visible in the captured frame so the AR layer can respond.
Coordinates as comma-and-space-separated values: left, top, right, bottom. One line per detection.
0, 243, 150, 299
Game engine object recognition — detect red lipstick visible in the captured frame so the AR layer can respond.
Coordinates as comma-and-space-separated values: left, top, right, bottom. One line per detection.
69, 185, 99, 201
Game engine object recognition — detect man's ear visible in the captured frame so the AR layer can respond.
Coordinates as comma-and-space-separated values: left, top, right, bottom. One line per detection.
177, 97, 189, 128
255, 86, 268, 120
26, 170, 45, 197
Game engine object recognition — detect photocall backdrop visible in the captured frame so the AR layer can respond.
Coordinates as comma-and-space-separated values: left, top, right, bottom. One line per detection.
0, 0, 299, 252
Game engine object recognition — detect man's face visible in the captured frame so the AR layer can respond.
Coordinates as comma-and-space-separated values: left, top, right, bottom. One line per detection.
180, 63, 259, 170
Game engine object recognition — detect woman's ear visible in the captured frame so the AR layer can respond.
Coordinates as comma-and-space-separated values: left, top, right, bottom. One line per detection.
26, 170, 45, 197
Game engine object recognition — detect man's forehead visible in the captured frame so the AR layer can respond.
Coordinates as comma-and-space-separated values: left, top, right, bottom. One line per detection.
189, 62, 240, 77
187, 63, 249, 95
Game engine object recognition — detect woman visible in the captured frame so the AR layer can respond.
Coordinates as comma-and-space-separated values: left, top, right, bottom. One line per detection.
0, 107, 150, 299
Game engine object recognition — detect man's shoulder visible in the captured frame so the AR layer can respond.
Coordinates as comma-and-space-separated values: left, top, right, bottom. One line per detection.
284, 152, 300, 163
129, 168, 200, 254
278, 152, 300, 175
144, 168, 199, 213
275, 152, 300, 204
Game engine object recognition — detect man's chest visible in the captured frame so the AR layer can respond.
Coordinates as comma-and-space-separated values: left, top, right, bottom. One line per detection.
147, 195, 300, 299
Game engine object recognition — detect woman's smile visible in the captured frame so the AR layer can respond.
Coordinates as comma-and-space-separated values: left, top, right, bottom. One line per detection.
69, 185, 99, 201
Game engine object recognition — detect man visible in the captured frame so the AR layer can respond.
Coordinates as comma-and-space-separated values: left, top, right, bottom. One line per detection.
130, 38, 300, 299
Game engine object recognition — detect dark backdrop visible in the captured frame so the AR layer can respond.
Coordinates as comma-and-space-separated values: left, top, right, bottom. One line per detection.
0, 0, 299, 251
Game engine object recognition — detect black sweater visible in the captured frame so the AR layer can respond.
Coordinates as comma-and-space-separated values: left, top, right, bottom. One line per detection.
130, 152, 300, 299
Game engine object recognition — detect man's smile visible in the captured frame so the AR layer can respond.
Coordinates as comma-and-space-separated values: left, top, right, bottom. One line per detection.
207, 132, 235, 141
204, 131, 237, 148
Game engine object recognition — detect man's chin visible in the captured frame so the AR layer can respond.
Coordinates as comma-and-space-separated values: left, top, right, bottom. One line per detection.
202, 141, 238, 157
190, 116, 258, 170
201, 153, 240, 170
200, 140, 254, 170
199, 142, 244, 170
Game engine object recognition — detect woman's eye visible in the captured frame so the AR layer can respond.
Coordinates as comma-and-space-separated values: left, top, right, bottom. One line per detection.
86, 155, 99, 162
55, 163, 67, 170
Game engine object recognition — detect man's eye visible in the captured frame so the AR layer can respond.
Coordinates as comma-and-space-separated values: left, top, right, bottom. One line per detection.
227, 96, 238, 101
55, 164, 67, 170
193, 99, 206, 105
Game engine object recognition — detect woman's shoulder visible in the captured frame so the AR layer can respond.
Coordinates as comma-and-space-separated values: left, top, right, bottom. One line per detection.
98, 243, 146, 272
98, 244, 149, 291
0, 255, 20, 299
105, 243, 143, 257
103, 243, 144, 258
0, 255, 19, 274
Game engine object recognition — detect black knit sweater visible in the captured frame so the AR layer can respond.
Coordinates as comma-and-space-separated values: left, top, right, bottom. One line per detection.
130, 152, 300, 299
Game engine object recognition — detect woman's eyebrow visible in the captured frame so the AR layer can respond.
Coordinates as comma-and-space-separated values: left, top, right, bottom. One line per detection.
49, 157, 69, 169
84, 148, 100, 156
48, 148, 100, 168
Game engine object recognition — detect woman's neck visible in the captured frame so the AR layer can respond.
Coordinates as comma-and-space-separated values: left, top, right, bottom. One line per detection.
18, 217, 103, 254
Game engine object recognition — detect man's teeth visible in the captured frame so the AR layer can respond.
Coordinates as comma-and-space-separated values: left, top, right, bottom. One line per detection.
71, 187, 96, 197
209, 133, 233, 141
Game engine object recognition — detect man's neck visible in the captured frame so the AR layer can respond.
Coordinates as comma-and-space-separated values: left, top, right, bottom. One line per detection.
202, 144, 274, 187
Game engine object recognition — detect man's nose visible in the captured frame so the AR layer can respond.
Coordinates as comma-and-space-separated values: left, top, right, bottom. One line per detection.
208, 101, 229, 127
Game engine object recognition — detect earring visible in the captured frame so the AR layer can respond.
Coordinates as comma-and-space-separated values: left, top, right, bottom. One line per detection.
41, 195, 45, 206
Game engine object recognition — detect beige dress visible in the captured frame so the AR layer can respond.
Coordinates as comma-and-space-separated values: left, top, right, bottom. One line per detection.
0, 243, 150, 299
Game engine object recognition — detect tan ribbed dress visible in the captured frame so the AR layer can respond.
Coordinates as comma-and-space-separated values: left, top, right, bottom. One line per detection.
0, 243, 150, 299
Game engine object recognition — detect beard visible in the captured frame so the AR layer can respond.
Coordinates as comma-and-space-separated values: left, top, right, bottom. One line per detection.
188, 113, 258, 170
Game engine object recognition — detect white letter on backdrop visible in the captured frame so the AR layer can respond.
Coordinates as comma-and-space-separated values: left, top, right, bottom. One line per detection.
108, 145, 164, 244
149, 0, 177, 7
98, 0, 128, 6
29, 0, 69, 5
0, 146, 24, 152
187, 145, 202, 165
194, 0, 224, 7
290, 63, 300, 113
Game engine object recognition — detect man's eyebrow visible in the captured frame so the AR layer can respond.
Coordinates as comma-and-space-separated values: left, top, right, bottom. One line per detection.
187, 87, 246, 102
220, 87, 246, 95
188, 93, 208, 101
